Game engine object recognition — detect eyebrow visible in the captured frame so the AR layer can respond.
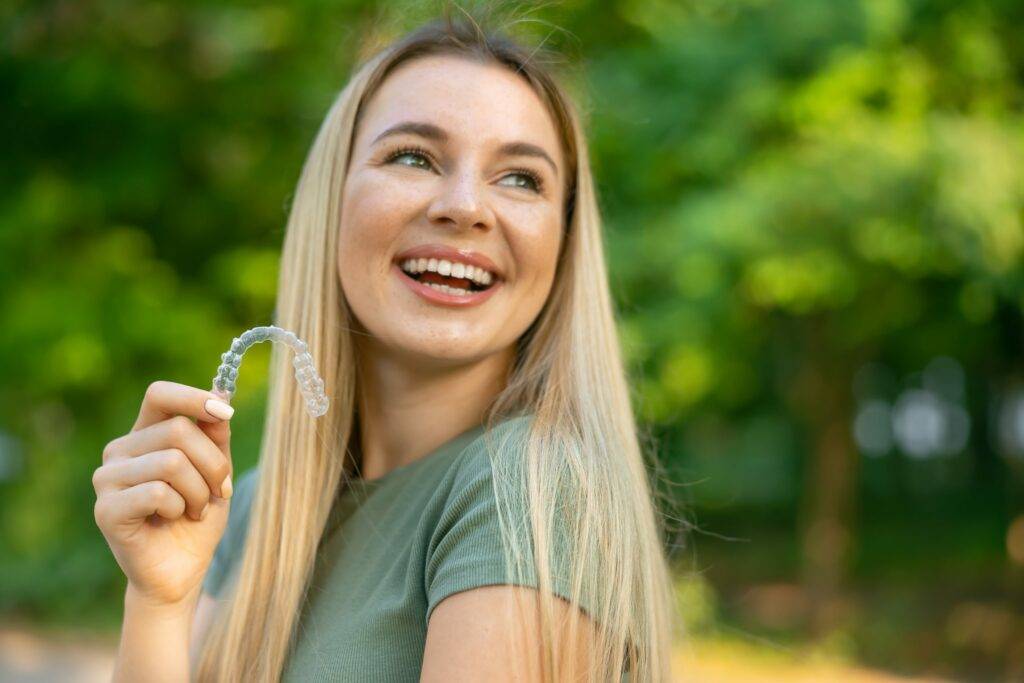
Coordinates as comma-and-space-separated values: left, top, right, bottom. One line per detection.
371, 120, 559, 176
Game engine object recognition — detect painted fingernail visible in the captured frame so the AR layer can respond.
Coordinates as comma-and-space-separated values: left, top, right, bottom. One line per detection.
205, 398, 234, 420
222, 474, 233, 499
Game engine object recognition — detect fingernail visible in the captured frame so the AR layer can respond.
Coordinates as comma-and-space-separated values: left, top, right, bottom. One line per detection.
205, 398, 234, 420
222, 474, 233, 499
199, 504, 209, 521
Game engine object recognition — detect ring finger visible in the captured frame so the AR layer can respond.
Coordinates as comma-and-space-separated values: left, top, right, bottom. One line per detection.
97, 449, 212, 521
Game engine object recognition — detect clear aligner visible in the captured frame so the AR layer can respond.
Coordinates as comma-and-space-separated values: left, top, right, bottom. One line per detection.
212, 325, 329, 419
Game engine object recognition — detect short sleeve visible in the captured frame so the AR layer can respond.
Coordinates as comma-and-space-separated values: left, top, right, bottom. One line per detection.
202, 466, 260, 598
423, 419, 598, 626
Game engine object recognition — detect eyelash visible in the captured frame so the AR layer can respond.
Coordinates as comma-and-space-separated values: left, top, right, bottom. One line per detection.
384, 145, 545, 194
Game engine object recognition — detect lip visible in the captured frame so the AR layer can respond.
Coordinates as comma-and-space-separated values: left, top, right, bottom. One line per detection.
393, 244, 504, 281
393, 263, 503, 308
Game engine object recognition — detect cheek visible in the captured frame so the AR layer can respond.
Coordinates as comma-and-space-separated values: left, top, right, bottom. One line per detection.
341, 174, 415, 246
507, 206, 563, 290
337, 172, 424, 277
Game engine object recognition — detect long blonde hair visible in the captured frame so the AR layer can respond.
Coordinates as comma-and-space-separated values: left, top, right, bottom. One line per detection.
196, 6, 678, 681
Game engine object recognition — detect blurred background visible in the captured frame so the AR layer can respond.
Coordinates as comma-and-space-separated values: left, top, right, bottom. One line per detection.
1, 0, 1022, 680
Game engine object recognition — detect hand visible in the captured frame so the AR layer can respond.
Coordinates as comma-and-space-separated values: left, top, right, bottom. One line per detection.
93, 381, 236, 608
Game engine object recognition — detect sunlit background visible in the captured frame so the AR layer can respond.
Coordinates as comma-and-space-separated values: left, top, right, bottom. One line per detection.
1, 0, 1022, 680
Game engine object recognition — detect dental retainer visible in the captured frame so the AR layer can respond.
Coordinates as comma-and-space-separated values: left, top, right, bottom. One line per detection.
211, 325, 329, 418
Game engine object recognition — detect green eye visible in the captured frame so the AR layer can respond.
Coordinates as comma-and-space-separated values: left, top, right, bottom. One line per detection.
498, 169, 543, 193
499, 172, 541, 192
385, 147, 544, 194
387, 148, 433, 170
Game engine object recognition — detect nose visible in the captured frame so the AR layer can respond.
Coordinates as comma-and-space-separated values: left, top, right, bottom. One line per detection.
425, 166, 494, 231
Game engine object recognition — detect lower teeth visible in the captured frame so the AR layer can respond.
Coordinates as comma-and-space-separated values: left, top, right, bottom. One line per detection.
425, 281, 471, 296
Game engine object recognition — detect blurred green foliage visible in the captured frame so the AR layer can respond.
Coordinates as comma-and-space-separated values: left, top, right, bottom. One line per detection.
1, 0, 1022, 678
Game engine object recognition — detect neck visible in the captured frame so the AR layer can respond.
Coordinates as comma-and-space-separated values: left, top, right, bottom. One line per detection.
352, 340, 515, 481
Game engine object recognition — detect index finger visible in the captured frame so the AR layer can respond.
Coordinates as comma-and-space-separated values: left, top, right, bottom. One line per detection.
133, 380, 234, 433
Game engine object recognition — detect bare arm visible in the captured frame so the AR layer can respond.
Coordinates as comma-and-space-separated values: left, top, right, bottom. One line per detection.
420, 585, 598, 682
112, 584, 197, 683
93, 381, 235, 682
188, 592, 219, 675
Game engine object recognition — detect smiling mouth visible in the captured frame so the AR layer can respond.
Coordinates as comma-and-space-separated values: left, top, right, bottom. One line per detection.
397, 257, 498, 295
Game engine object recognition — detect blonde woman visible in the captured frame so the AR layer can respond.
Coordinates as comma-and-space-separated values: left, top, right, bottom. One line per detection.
93, 7, 677, 682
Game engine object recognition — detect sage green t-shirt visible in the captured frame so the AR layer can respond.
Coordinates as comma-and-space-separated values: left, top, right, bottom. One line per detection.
201, 414, 596, 681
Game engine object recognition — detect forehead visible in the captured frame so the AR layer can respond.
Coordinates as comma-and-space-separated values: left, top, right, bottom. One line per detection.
357, 54, 563, 166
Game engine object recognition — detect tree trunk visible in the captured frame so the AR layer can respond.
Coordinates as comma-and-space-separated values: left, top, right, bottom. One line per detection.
791, 320, 861, 634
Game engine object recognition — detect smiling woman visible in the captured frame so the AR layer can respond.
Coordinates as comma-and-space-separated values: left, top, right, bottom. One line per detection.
187, 4, 676, 682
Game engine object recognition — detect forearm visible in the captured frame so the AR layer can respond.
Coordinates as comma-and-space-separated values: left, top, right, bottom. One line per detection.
112, 584, 196, 683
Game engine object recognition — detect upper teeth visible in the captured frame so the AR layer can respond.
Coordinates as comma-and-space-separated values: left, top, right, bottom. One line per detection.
400, 258, 494, 286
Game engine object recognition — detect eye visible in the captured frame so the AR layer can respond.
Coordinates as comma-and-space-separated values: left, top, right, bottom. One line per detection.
384, 147, 544, 194
385, 146, 434, 171
499, 168, 544, 194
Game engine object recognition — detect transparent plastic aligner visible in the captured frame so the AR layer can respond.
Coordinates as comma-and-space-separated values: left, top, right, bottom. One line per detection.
211, 325, 329, 418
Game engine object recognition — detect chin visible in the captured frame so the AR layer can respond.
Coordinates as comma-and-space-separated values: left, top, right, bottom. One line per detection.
372, 326, 493, 364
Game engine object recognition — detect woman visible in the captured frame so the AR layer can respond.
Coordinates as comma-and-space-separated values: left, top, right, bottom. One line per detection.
94, 8, 676, 682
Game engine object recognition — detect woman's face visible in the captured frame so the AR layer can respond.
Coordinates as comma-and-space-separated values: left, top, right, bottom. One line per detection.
338, 54, 566, 367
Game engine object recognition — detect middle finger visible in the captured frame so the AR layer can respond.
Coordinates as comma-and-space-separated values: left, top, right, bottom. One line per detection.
112, 415, 231, 498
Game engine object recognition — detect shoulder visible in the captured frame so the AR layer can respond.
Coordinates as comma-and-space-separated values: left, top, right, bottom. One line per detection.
437, 412, 544, 502
424, 412, 588, 591
423, 415, 537, 615
446, 413, 582, 520
433, 413, 537, 525
448, 413, 535, 484
423, 412, 603, 627
429, 414, 534, 528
